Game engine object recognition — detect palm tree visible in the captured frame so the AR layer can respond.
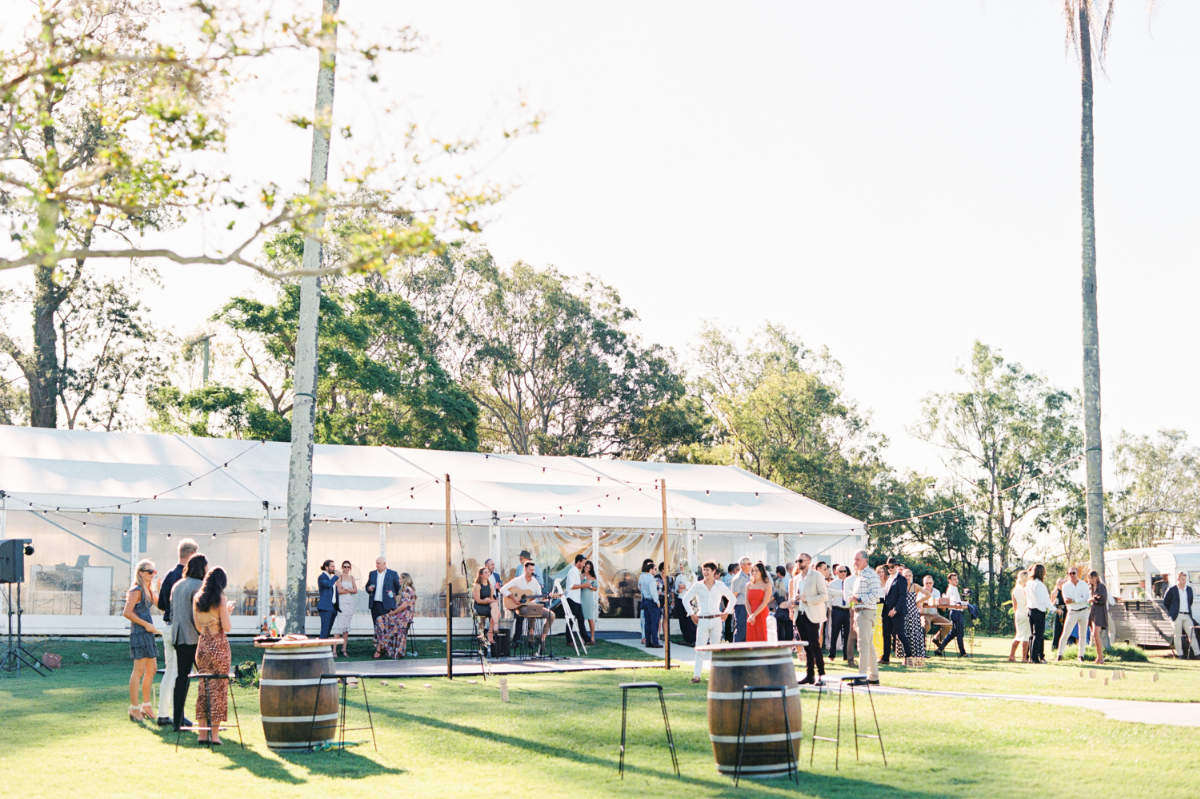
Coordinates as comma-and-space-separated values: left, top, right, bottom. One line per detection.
1065, 1, 1114, 578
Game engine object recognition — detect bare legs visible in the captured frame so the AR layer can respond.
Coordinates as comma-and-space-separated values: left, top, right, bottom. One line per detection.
1092, 623, 1105, 664
129, 658, 155, 719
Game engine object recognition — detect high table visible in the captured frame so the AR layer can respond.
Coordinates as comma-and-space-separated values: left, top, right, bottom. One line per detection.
695, 640, 804, 779
254, 638, 339, 751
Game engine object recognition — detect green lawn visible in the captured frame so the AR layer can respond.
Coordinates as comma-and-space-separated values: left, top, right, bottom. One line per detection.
866, 634, 1200, 702
2, 638, 1199, 798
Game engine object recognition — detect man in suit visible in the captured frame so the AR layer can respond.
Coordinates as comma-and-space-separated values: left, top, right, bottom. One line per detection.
365, 556, 401, 623
793, 552, 828, 685
317, 559, 338, 639
154, 537, 197, 726
169, 551, 207, 732
880, 558, 907, 665
1164, 571, 1198, 659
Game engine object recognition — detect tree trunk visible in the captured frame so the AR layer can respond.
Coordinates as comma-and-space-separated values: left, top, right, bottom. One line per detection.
284, 0, 339, 633
1078, 7, 1106, 577
30, 263, 60, 428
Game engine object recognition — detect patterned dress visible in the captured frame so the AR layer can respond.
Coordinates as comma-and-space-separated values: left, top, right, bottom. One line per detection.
375, 585, 417, 658
128, 584, 157, 661
195, 616, 230, 727
895, 588, 926, 665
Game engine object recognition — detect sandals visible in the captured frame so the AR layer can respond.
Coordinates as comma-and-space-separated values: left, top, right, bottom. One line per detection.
140, 702, 154, 718
128, 705, 143, 722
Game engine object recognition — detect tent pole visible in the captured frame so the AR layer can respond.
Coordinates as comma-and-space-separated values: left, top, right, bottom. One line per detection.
661, 479, 670, 671
130, 513, 140, 587
258, 501, 270, 626
445, 474, 452, 680
378, 521, 386, 559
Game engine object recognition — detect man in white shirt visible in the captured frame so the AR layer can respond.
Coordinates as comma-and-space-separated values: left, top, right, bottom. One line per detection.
563, 554, 587, 643
731, 556, 752, 642
1025, 564, 1052, 664
944, 573, 967, 656
918, 575, 953, 655
683, 561, 736, 683
846, 549, 881, 684
1057, 567, 1092, 662
792, 553, 828, 685
827, 564, 851, 663
501, 560, 555, 653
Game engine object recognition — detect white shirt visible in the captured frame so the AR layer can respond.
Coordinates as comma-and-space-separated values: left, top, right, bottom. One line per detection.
564, 564, 583, 603
946, 584, 962, 605
501, 574, 542, 597
1061, 579, 1090, 610
373, 570, 386, 603
919, 586, 941, 614
827, 577, 847, 609
681, 579, 736, 617
1026, 578, 1051, 612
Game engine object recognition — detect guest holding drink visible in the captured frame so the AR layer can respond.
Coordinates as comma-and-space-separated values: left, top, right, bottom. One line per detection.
580, 560, 600, 645
330, 561, 358, 657
1088, 570, 1109, 665
192, 567, 233, 745
122, 559, 159, 721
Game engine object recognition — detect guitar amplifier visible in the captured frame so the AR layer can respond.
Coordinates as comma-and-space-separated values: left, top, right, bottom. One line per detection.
493, 630, 511, 658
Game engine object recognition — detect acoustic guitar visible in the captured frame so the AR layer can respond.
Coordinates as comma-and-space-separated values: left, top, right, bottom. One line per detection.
502, 585, 560, 612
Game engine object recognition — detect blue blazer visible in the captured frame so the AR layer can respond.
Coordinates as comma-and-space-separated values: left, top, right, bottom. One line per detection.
317, 572, 338, 612
1164, 585, 1194, 621
365, 568, 401, 611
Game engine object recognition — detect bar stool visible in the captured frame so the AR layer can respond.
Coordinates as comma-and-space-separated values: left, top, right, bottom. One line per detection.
809, 674, 886, 769
617, 682, 679, 778
307, 673, 377, 753
175, 673, 242, 751
734, 685, 798, 786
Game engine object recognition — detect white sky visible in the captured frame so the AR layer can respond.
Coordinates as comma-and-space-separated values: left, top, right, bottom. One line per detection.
7, 0, 1200, 481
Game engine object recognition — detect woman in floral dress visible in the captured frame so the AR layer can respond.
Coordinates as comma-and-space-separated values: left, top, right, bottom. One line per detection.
375, 572, 417, 658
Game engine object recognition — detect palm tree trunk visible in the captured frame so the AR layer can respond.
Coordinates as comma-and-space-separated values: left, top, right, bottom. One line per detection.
284, 0, 339, 633
1078, 7, 1106, 578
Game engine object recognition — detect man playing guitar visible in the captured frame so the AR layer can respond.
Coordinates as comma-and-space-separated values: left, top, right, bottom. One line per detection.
501, 560, 559, 654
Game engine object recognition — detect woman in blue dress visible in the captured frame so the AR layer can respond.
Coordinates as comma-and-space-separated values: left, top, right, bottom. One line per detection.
122, 558, 160, 721
579, 560, 599, 644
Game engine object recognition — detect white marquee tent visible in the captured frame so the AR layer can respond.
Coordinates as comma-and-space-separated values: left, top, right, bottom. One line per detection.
0, 426, 866, 635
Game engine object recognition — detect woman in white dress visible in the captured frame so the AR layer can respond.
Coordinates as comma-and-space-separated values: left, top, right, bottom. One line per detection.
331, 560, 358, 657
1009, 569, 1031, 663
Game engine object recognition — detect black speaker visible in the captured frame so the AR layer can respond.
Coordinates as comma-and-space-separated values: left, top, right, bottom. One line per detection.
0, 539, 31, 583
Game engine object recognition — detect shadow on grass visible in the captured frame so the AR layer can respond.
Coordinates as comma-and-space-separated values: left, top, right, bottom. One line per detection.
369, 703, 953, 799
152, 723, 404, 782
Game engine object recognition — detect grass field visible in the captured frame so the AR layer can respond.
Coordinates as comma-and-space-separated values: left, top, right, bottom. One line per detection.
1, 636, 1197, 799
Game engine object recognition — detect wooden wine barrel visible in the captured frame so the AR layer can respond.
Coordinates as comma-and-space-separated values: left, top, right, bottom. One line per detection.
256, 640, 339, 751
697, 641, 803, 778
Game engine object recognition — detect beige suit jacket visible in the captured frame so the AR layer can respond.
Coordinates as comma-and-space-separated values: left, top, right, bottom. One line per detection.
797, 570, 828, 624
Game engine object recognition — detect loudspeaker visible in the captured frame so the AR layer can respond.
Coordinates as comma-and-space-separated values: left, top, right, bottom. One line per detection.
0, 539, 31, 583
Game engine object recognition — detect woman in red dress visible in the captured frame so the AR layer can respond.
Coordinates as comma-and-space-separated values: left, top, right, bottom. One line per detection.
745, 562, 772, 642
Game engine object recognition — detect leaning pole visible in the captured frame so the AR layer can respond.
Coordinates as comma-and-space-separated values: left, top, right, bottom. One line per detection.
284, 0, 339, 633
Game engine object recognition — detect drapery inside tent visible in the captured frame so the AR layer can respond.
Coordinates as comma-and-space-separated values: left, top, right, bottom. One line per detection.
0, 426, 866, 634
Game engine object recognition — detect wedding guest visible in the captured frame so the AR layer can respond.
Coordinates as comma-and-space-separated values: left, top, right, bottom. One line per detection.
895, 568, 925, 667
330, 560, 358, 657
169, 552, 207, 731
564, 554, 588, 644
1088, 570, 1109, 665
794, 553, 828, 684
1051, 577, 1067, 650
581, 559, 600, 645
317, 559, 338, 640
155, 537, 198, 725
773, 565, 794, 642
192, 567, 232, 745
638, 562, 662, 648
365, 557, 400, 657
745, 562, 772, 642
1009, 570, 1031, 663
376, 573, 417, 658
1057, 567, 1091, 662
847, 550, 882, 685
683, 562, 736, 683
917, 574, 952, 655
1026, 564, 1051, 663
122, 559, 159, 722
731, 556, 752, 642
1164, 571, 1199, 659
472, 566, 500, 651
944, 572, 968, 657
880, 560, 907, 665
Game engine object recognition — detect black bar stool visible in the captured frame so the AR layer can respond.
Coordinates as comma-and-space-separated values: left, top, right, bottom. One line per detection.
617, 682, 679, 778
307, 673, 377, 753
809, 674, 886, 769
175, 673, 242, 751
734, 685, 798, 786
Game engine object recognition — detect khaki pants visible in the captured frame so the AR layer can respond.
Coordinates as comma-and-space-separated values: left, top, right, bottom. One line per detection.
852, 607, 878, 681
1173, 615, 1199, 657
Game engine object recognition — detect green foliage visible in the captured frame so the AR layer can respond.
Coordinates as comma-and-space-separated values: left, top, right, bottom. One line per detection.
689, 324, 885, 517
917, 342, 1082, 627
1109, 429, 1200, 548
152, 284, 478, 450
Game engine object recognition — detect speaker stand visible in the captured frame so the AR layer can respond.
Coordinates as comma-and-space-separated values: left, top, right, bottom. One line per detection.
2, 583, 48, 677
